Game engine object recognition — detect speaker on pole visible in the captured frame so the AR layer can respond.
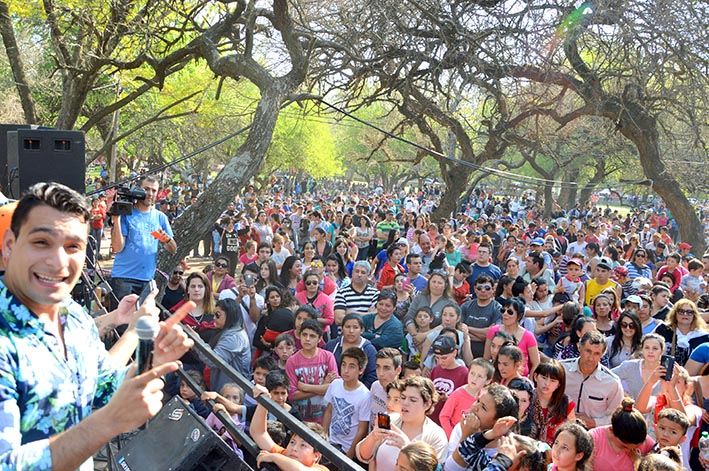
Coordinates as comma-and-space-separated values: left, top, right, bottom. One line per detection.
111, 396, 251, 471
7, 128, 85, 198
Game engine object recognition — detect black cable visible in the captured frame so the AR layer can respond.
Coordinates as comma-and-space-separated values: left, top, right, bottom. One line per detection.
86, 123, 253, 197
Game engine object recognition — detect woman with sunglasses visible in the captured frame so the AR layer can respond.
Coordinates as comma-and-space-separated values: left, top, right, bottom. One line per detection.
294, 270, 334, 338
484, 297, 540, 376
654, 300, 709, 366
207, 256, 236, 301
606, 311, 642, 368
196, 298, 251, 392
624, 248, 652, 281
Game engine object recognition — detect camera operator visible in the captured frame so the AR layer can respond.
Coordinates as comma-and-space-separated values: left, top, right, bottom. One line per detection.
110, 175, 177, 308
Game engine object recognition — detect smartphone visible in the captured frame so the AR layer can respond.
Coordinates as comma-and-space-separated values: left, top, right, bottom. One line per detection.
402, 278, 411, 290
244, 273, 256, 288
377, 412, 390, 430
661, 354, 675, 381
136, 280, 157, 310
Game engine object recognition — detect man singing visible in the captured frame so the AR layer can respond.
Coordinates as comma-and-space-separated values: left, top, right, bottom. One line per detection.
0, 182, 192, 470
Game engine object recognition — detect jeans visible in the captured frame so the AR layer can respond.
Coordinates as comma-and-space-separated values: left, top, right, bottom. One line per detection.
110, 277, 149, 310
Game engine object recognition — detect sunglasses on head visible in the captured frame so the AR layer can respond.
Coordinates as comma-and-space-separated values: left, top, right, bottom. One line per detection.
476, 285, 492, 291
215, 262, 228, 268
507, 378, 534, 393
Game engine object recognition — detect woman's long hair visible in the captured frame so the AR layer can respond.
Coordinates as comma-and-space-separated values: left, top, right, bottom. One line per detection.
608, 311, 642, 363
185, 271, 215, 314
210, 298, 245, 348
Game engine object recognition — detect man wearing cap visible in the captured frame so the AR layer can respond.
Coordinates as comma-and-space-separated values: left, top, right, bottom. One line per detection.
583, 257, 621, 306
528, 237, 553, 275
679, 242, 695, 260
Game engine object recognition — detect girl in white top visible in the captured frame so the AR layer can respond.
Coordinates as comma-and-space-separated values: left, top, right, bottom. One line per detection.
356, 376, 448, 471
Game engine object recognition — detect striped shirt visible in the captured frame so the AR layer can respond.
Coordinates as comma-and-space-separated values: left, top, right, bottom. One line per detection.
334, 283, 380, 314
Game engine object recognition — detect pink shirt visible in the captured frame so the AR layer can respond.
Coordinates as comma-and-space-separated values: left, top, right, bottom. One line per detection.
438, 385, 478, 437
589, 426, 653, 471
487, 325, 537, 376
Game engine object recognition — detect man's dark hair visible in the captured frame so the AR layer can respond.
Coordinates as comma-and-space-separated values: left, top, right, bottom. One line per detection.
254, 356, 277, 372
300, 318, 323, 338
406, 253, 422, 265
265, 370, 290, 391
257, 242, 273, 254
139, 175, 159, 186
475, 274, 494, 287
528, 253, 544, 270
12, 182, 90, 237
341, 347, 368, 370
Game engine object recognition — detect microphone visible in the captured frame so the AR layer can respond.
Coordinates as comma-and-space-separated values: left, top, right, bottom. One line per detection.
135, 316, 160, 374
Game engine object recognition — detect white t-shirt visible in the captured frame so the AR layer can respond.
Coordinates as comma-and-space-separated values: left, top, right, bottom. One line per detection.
369, 381, 387, 431
324, 379, 371, 450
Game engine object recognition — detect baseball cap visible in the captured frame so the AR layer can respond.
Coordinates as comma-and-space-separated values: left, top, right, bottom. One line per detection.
625, 295, 642, 306
567, 258, 584, 267
679, 242, 693, 250
531, 237, 545, 246
597, 257, 613, 271
431, 335, 458, 355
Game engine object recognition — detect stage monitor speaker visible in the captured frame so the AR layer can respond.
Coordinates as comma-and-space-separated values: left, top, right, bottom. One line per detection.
7, 129, 85, 198
111, 396, 251, 471
0, 124, 30, 193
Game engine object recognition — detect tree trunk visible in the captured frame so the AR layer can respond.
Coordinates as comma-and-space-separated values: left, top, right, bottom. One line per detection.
158, 86, 286, 274
433, 165, 472, 220
558, 167, 580, 209
0, 1, 36, 124
616, 104, 706, 254
543, 182, 553, 218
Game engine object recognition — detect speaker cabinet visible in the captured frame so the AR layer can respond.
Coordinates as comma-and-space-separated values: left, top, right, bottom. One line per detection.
0, 124, 30, 193
7, 128, 85, 197
111, 396, 251, 471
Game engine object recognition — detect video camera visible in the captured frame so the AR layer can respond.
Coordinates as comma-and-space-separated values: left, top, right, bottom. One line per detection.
109, 185, 147, 216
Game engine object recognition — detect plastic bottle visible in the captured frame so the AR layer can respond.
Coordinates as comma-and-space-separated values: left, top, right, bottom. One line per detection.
700, 431, 709, 467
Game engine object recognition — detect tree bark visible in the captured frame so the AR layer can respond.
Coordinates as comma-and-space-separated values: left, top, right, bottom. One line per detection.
0, 1, 36, 124
612, 101, 706, 254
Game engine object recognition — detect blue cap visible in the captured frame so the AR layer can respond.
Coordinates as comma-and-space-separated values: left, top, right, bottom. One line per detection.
531, 237, 545, 246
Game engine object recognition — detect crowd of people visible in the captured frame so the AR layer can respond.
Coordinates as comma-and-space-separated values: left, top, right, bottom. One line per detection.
97, 177, 709, 471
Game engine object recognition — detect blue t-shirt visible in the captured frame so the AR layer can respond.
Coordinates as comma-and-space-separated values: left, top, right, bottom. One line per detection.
111, 208, 173, 281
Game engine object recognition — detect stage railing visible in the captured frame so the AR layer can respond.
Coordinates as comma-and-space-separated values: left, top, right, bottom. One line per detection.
167, 306, 363, 471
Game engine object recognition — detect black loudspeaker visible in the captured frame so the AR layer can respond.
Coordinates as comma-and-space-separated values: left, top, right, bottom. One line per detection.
111, 396, 251, 471
0, 124, 30, 193
7, 128, 85, 198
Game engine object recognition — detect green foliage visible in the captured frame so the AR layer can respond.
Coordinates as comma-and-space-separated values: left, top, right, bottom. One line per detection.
263, 104, 343, 179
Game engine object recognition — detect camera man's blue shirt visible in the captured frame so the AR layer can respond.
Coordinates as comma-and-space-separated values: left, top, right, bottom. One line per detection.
111, 207, 173, 281
0, 279, 126, 470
